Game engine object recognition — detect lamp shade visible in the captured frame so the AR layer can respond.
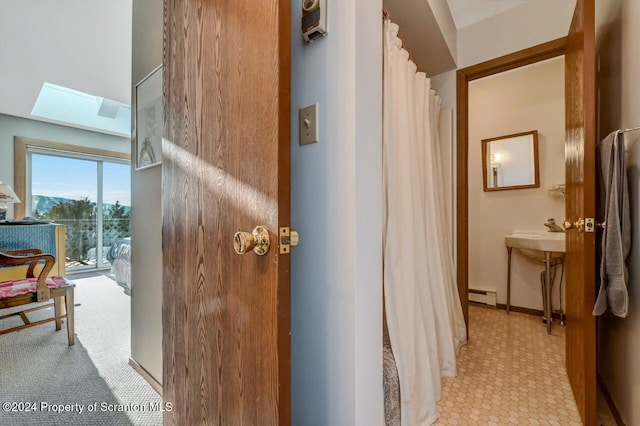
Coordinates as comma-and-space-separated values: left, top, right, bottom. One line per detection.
0, 182, 21, 203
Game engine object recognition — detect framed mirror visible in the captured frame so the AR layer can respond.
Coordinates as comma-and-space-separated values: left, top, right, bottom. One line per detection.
481, 130, 540, 191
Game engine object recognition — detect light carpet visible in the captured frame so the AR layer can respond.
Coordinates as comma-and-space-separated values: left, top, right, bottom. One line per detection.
0, 273, 162, 426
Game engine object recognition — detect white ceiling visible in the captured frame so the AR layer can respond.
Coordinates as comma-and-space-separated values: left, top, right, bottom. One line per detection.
0, 0, 533, 135
0, 0, 132, 136
446, 0, 530, 29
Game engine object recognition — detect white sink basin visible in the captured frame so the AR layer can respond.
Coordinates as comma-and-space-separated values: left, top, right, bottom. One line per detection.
505, 231, 565, 261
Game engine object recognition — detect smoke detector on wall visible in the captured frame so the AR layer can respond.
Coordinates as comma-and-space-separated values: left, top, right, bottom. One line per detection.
302, 0, 327, 43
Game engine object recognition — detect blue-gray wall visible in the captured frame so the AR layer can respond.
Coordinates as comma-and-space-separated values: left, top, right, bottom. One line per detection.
290, 1, 383, 424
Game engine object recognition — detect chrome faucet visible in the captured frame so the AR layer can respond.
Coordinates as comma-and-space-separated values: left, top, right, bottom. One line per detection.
544, 218, 565, 232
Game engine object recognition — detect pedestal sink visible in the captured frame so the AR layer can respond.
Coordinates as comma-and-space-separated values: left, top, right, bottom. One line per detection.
504, 231, 566, 334
504, 232, 565, 258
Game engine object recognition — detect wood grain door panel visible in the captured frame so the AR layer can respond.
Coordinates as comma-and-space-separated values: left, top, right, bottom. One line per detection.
162, 1, 291, 424
565, 0, 597, 424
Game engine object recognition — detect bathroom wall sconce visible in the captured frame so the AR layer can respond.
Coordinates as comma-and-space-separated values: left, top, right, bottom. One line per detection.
0, 181, 21, 221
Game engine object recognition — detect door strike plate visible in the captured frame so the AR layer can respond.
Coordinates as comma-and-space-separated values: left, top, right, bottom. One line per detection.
585, 218, 595, 233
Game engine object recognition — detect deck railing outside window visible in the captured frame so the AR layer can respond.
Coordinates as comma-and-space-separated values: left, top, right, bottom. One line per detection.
50, 217, 130, 269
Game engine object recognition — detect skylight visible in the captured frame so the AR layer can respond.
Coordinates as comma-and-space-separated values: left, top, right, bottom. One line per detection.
32, 83, 131, 136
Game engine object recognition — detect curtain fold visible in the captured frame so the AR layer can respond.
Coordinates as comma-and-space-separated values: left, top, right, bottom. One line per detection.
383, 20, 467, 425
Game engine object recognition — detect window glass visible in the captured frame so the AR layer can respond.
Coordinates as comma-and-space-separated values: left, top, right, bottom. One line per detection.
30, 153, 130, 271
102, 162, 131, 265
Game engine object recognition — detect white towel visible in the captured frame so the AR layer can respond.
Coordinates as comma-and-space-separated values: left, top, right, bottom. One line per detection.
593, 130, 631, 317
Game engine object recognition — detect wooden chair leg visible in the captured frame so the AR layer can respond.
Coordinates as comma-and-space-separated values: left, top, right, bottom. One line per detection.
64, 287, 75, 346
54, 296, 63, 330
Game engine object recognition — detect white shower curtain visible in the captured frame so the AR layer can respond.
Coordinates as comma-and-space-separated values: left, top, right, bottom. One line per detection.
383, 20, 467, 425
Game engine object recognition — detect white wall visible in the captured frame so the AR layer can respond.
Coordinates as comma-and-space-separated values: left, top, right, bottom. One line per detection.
129, 0, 163, 386
468, 57, 565, 311
290, 0, 383, 424
597, 1, 640, 423
428, 0, 457, 61
457, 0, 576, 68
0, 113, 130, 217
431, 72, 456, 112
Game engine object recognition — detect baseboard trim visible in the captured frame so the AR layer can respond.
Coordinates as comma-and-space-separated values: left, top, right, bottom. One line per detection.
597, 373, 626, 426
469, 288, 497, 306
129, 357, 163, 396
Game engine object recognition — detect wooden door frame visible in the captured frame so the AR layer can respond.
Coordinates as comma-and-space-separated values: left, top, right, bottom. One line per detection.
455, 37, 567, 331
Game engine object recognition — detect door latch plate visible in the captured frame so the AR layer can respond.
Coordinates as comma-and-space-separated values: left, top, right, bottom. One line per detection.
279, 227, 299, 254
280, 227, 291, 254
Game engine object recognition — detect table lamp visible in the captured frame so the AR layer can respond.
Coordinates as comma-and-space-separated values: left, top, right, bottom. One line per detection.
0, 181, 21, 220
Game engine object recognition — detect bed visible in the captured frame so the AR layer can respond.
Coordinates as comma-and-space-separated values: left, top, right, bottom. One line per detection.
106, 237, 131, 294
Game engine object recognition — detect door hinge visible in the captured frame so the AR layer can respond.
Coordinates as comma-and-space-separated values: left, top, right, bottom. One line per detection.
279, 227, 300, 254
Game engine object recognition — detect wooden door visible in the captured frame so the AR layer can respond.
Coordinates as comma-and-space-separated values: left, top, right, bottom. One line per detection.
162, 1, 291, 424
565, 0, 597, 424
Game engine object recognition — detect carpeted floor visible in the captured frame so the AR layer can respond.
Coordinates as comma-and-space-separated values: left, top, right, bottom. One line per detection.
0, 273, 162, 426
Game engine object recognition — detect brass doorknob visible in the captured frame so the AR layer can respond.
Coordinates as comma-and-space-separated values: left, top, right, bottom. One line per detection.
233, 226, 271, 255
563, 218, 584, 232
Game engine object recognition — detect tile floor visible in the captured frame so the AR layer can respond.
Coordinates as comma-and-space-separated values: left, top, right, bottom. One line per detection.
433, 305, 616, 426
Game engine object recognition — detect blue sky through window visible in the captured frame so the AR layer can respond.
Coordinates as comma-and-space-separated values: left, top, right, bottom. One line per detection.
32, 154, 130, 206
103, 162, 132, 206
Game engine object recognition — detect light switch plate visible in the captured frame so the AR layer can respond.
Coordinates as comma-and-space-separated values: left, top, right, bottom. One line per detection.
299, 103, 318, 145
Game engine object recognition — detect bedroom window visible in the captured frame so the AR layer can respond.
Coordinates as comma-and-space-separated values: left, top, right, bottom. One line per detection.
23, 145, 131, 272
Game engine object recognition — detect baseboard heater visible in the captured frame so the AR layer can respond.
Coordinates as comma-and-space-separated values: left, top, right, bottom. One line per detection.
468, 288, 497, 307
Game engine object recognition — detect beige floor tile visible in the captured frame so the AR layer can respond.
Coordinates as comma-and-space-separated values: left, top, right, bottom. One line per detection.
432, 305, 617, 425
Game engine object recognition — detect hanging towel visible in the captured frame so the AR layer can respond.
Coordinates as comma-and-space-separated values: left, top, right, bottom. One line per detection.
593, 130, 631, 317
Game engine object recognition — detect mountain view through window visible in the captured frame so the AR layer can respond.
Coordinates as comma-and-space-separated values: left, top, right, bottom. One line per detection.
30, 153, 131, 271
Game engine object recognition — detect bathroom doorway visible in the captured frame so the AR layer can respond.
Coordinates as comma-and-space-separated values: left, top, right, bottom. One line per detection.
455, 12, 598, 422
465, 53, 567, 331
